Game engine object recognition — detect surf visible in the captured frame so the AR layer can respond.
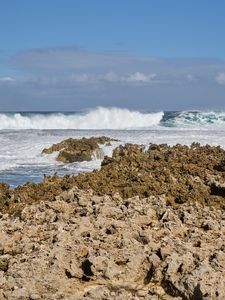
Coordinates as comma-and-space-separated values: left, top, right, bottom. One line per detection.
0, 107, 164, 130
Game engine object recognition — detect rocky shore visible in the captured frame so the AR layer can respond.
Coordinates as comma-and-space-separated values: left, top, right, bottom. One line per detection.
0, 137, 225, 299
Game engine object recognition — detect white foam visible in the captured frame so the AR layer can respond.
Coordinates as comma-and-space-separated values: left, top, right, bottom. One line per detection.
0, 107, 163, 130
0, 131, 62, 172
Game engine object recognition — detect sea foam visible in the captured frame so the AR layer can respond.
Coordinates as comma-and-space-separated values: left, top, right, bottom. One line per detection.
0, 107, 164, 130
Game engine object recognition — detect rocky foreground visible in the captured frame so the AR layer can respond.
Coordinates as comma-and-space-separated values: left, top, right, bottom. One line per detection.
0, 138, 225, 299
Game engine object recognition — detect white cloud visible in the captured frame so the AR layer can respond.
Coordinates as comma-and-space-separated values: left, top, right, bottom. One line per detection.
49, 72, 156, 86
2, 47, 225, 110
10, 48, 225, 88
123, 72, 157, 83
99, 72, 157, 84
216, 73, 225, 85
0, 76, 14, 82
100, 72, 119, 82
71, 73, 89, 83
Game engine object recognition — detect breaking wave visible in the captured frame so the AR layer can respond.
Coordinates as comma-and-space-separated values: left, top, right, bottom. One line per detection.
162, 111, 225, 128
0, 107, 164, 130
1, 108, 225, 130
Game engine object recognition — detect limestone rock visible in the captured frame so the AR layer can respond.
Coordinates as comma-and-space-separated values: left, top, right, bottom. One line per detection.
0, 187, 224, 299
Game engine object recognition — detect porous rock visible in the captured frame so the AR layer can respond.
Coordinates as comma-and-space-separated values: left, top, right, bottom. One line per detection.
0, 187, 224, 299
0, 142, 225, 298
42, 136, 116, 163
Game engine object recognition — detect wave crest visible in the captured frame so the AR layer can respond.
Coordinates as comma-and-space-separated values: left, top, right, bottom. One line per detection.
0, 107, 164, 130
164, 111, 225, 127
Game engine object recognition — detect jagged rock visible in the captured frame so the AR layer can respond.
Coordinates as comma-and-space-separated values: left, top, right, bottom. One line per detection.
1, 143, 225, 215
42, 136, 117, 163
0, 188, 224, 299
1, 141, 225, 298
72, 143, 225, 208
0, 183, 11, 212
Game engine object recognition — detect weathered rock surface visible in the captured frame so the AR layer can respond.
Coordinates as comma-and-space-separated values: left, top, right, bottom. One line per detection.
0, 183, 10, 212
0, 187, 224, 299
0, 142, 225, 298
2, 142, 225, 215
73, 143, 225, 207
42, 136, 116, 163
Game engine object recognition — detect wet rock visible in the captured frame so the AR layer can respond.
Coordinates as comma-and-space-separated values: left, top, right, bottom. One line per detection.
42, 136, 117, 163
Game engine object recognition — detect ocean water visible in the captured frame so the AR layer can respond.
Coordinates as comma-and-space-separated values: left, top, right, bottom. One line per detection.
0, 107, 225, 187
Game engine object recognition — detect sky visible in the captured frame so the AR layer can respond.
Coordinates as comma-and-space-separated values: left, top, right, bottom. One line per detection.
1, 0, 225, 111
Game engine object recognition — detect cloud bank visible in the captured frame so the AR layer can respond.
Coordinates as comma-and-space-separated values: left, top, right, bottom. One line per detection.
1, 48, 225, 110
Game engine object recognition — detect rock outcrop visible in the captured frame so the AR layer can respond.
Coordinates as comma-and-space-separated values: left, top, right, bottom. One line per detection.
73, 143, 225, 207
1, 143, 225, 215
42, 136, 116, 163
0, 187, 224, 299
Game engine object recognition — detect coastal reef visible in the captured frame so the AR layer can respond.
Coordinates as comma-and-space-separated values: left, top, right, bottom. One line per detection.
42, 136, 116, 163
0, 139, 225, 299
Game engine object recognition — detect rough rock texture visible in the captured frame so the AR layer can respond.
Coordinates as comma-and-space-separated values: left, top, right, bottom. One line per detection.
1, 143, 225, 215
0, 142, 225, 299
73, 143, 225, 207
0, 187, 224, 299
0, 183, 10, 212
42, 136, 116, 163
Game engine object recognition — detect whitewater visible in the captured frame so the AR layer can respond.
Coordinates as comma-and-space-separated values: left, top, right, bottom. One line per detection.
0, 107, 225, 187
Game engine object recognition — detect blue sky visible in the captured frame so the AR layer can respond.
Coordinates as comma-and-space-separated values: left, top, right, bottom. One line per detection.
1, 0, 225, 111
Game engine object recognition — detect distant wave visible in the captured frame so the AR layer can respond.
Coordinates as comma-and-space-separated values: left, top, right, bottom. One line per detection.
1, 108, 225, 130
0, 107, 164, 130
162, 111, 225, 128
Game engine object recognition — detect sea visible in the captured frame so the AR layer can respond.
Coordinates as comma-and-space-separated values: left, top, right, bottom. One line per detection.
0, 106, 225, 188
